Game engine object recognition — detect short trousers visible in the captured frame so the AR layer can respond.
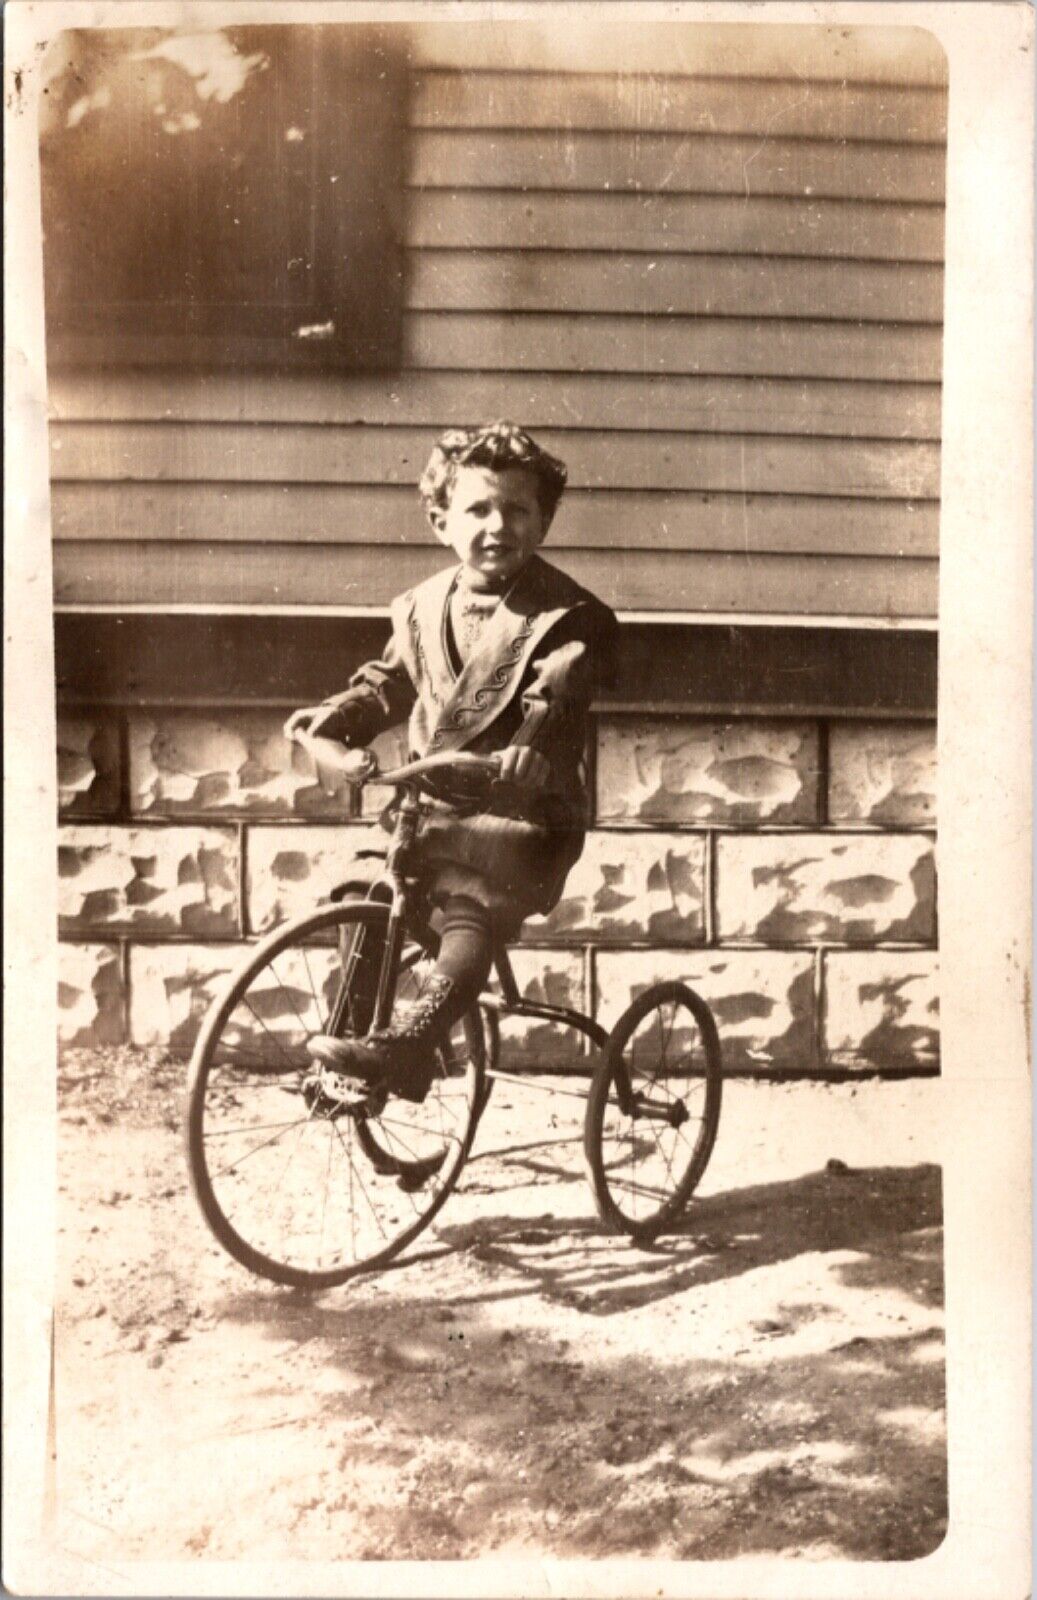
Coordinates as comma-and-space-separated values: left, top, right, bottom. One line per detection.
335, 809, 583, 933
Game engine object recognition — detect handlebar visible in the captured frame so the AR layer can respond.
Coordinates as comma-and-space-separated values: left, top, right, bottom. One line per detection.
292, 730, 501, 792
377, 749, 503, 787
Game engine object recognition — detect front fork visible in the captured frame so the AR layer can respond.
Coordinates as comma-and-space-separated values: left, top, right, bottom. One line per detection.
327, 796, 419, 1038
372, 893, 407, 1032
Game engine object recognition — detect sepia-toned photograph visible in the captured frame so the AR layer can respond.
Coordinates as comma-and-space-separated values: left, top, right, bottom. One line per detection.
3, 2, 1031, 1592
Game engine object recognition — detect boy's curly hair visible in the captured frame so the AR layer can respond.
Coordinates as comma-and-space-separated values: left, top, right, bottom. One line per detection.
419, 421, 568, 520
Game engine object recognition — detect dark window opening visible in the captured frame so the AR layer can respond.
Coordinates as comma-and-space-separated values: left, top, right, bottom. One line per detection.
40, 25, 406, 368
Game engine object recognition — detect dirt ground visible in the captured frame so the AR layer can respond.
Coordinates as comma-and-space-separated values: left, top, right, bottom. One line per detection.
52, 1046, 946, 1566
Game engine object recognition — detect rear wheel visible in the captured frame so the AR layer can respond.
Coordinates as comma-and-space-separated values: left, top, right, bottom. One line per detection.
584, 981, 722, 1242
185, 902, 485, 1287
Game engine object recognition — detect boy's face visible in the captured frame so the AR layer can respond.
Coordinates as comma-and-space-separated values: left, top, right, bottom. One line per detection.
430, 465, 550, 588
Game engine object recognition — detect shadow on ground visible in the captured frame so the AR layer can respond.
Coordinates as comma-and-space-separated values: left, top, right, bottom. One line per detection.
217, 1162, 946, 1561
219, 1297, 946, 1562
387, 1161, 941, 1318
56, 1053, 947, 1562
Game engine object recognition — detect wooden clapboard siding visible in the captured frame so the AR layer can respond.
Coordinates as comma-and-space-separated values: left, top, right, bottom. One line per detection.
406, 192, 945, 262
51, 424, 940, 501
51, 313, 945, 382
49, 27, 945, 624
408, 131, 945, 204
47, 370, 942, 440
410, 72, 947, 144
52, 483, 938, 559
406, 251, 942, 323
402, 313, 943, 382
55, 541, 938, 617
405, 24, 948, 87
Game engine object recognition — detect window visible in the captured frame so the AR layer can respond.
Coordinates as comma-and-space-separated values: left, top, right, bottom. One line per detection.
40, 25, 406, 367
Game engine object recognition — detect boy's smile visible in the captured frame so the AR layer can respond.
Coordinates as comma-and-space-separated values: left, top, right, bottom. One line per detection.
430, 465, 550, 590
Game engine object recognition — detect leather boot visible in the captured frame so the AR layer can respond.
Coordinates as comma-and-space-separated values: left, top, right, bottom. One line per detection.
307, 973, 461, 1104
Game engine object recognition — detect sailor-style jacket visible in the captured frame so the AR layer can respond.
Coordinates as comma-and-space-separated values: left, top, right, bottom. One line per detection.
318, 556, 618, 917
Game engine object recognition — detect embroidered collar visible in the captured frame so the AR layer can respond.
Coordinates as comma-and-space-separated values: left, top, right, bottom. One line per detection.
409, 558, 573, 754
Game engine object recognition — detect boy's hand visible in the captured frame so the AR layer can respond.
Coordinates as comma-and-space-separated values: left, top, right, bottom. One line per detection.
496, 747, 551, 790
283, 704, 351, 743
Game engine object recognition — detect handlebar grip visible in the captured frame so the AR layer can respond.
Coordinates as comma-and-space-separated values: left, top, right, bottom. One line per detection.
290, 730, 503, 791
291, 731, 375, 786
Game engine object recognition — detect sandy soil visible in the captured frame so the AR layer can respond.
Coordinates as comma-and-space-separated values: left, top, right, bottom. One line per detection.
52, 1046, 946, 1566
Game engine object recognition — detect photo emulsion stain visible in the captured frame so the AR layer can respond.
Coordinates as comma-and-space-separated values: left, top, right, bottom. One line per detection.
42, 12, 948, 1570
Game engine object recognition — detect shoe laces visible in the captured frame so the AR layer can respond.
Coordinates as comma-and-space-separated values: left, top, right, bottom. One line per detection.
380, 974, 454, 1041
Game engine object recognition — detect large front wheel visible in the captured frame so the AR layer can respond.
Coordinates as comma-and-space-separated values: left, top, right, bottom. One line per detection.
584, 981, 722, 1242
185, 902, 485, 1288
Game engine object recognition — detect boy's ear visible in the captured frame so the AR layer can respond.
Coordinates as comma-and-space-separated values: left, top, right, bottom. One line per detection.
427, 504, 450, 544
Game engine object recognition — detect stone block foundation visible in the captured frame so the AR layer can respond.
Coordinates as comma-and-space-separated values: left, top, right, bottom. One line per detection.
58, 943, 125, 1046
595, 949, 817, 1073
59, 825, 239, 938
55, 707, 938, 1074
596, 716, 820, 827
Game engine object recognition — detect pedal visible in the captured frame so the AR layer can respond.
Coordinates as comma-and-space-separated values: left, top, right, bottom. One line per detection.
302, 1056, 387, 1119
396, 1148, 449, 1191
396, 1169, 433, 1193
320, 1069, 374, 1107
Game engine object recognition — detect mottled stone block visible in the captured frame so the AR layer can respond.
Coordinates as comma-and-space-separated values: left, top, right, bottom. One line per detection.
58, 826, 239, 936
129, 710, 355, 817
533, 831, 706, 945
595, 949, 816, 1073
247, 826, 381, 932
129, 943, 343, 1051
57, 715, 120, 816
597, 716, 819, 826
250, 825, 705, 941
829, 722, 937, 827
490, 948, 587, 1069
716, 834, 936, 946
824, 952, 939, 1071
58, 943, 125, 1046
129, 944, 241, 1049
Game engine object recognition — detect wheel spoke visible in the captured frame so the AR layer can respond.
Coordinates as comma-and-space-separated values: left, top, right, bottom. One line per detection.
209, 1115, 309, 1182
631, 1099, 641, 1220
365, 1123, 429, 1219
348, 1141, 391, 1243
645, 1116, 679, 1195
318, 1119, 334, 1260
375, 1112, 463, 1149
271, 1117, 308, 1210
336, 1121, 359, 1263
365, 1112, 426, 1169
234, 994, 305, 1071
267, 954, 317, 1042
300, 945, 325, 1030
205, 1118, 309, 1140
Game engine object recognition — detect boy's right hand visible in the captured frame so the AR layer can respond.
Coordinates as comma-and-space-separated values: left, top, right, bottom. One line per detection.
283, 704, 352, 743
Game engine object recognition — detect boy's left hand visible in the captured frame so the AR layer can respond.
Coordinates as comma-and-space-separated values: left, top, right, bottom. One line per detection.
496, 747, 551, 790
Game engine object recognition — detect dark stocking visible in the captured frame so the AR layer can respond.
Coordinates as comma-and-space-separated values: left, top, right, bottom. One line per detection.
429, 895, 495, 1009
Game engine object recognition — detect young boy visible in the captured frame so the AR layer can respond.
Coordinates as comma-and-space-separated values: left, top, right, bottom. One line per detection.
285, 421, 618, 1101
